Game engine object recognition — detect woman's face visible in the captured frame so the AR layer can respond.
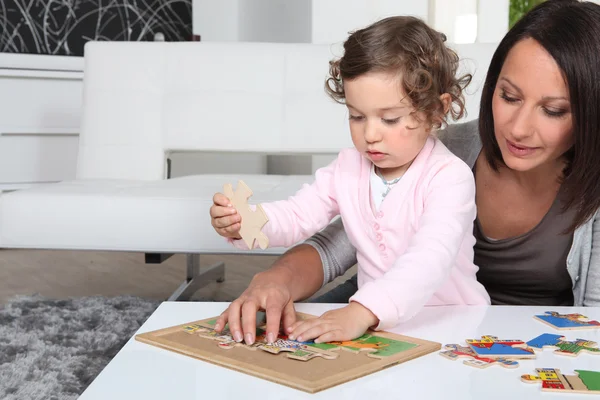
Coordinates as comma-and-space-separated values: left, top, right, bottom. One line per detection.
492, 38, 573, 173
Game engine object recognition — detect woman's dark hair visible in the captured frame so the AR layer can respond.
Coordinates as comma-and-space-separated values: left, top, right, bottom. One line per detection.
325, 16, 471, 129
479, 0, 600, 231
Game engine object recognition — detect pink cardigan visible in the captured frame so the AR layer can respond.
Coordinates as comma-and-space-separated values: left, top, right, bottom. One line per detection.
232, 136, 490, 329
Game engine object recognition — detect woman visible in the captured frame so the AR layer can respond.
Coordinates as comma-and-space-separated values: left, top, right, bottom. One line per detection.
213, 0, 600, 345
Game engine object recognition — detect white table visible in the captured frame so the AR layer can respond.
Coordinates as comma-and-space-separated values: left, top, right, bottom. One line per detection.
79, 303, 600, 399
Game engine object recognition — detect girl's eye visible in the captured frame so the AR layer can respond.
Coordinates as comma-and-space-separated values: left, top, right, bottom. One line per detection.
348, 115, 364, 121
382, 117, 400, 125
500, 90, 519, 103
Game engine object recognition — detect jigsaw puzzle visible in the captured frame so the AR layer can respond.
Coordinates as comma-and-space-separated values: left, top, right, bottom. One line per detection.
135, 312, 441, 393
183, 321, 338, 361
519, 333, 600, 357
439, 344, 520, 369
534, 311, 600, 330
521, 368, 600, 394
465, 335, 536, 359
184, 317, 420, 360
223, 180, 269, 249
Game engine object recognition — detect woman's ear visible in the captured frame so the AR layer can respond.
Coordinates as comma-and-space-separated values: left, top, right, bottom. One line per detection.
440, 93, 451, 114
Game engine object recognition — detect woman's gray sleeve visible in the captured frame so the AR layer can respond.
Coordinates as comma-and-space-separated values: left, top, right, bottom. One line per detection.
303, 217, 358, 286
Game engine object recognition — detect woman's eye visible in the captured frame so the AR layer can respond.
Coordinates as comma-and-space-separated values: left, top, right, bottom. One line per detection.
349, 115, 364, 121
500, 90, 519, 103
543, 108, 568, 118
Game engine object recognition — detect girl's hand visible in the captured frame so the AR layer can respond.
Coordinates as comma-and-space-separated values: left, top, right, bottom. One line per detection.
210, 192, 242, 239
286, 302, 379, 343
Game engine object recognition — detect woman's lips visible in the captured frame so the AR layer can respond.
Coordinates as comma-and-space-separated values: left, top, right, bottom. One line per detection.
506, 139, 537, 157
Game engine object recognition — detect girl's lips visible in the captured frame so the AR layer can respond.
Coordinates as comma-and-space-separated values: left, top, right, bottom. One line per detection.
367, 151, 386, 161
506, 139, 537, 157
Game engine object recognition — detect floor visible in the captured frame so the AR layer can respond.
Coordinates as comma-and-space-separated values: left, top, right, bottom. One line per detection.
0, 249, 356, 306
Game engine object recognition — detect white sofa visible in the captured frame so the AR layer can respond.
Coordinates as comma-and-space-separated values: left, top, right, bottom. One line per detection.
0, 41, 497, 300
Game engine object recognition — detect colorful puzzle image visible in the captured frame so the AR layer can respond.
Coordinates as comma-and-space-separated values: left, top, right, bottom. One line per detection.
534, 311, 600, 330
466, 335, 536, 359
135, 313, 441, 393
520, 333, 600, 357
439, 344, 520, 369
183, 317, 421, 361
521, 368, 600, 394
223, 180, 269, 249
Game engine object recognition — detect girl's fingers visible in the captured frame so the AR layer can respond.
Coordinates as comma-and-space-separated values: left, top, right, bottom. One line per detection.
295, 323, 335, 343
210, 205, 238, 219
287, 319, 318, 340
213, 192, 233, 206
314, 329, 343, 344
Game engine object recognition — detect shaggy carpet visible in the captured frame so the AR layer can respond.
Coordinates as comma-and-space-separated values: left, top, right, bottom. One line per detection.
0, 295, 161, 400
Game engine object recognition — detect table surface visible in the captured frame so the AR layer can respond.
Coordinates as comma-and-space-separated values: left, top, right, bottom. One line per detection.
79, 302, 600, 400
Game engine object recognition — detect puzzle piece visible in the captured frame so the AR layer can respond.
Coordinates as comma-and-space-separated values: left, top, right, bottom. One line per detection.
521, 333, 600, 357
187, 325, 338, 361
223, 180, 269, 250
182, 323, 419, 362
466, 335, 536, 359
439, 344, 520, 369
521, 368, 600, 394
327, 333, 417, 359
534, 311, 600, 330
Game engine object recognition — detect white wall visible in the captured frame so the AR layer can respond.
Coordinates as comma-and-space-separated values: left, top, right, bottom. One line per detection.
311, 0, 428, 44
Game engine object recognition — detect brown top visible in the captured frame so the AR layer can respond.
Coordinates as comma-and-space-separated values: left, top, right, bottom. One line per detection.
474, 188, 576, 306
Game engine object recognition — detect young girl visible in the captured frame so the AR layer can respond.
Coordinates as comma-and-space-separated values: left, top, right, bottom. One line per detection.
210, 16, 490, 344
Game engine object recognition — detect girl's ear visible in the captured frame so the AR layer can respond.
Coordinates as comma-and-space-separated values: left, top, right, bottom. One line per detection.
439, 93, 451, 114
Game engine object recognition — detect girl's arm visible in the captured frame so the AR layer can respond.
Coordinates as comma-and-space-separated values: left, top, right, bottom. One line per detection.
230, 155, 342, 250
304, 217, 358, 286
584, 211, 600, 305
350, 160, 482, 330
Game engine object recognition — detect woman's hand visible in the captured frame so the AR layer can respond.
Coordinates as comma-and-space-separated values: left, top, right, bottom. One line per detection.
214, 271, 298, 345
287, 301, 379, 343
210, 192, 242, 239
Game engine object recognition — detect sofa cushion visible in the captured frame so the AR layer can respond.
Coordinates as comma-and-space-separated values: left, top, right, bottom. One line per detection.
0, 175, 314, 253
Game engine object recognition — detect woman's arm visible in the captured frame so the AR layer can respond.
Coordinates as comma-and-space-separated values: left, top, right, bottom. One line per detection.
215, 243, 324, 345
304, 217, 358, 286
584, 211, 600, 305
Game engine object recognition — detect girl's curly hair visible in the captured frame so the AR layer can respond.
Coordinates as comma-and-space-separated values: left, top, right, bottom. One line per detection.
325, 16, 472, 129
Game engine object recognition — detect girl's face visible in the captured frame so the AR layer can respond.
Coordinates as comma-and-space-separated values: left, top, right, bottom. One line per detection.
344, 71, 431, 179
492, 38, 574, 173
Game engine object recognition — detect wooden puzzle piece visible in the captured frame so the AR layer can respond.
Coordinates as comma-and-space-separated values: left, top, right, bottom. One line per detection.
466, 335, 536, 359
258, 337, 338, 361
185, 324, 338, 361
439, 344, 520, 369
182, 324, 420, 362
223, 180, 269, 249
521, 368, 600, 394
520, 333, 600, 357
534, 311, 600, 330
326, 333, 417, 359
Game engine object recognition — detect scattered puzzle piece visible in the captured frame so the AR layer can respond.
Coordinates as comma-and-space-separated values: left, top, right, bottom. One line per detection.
522, 333, 600, 357
223, 180, 269, 249
521, 368, 600, 394
534, 311, 600, 330
439, 344, 520, 369
466, 335, 536, 359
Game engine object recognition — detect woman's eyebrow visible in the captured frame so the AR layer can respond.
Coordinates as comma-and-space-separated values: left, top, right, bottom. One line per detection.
500, 77, 568, 101
498, 77, 523, 94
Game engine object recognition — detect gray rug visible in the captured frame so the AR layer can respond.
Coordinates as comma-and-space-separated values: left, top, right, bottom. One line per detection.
0, 295, 161, 400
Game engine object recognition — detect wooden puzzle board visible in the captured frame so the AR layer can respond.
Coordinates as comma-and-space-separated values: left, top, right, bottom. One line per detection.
135, 313, 441, 393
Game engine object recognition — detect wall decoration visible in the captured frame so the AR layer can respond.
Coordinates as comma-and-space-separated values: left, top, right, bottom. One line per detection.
0, 0, 192, 57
